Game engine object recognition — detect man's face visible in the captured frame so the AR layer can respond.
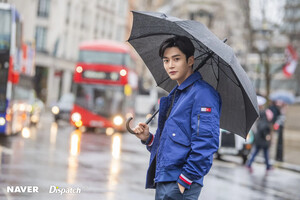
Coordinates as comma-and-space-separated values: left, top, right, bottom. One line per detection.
162, 47, 194, 85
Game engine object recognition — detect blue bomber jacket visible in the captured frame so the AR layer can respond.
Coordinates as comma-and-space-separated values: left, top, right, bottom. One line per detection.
143, 72, 221, 189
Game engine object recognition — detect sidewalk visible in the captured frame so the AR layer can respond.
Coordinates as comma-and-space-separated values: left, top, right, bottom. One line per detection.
268, 128, 300, 173
265, 104, 300, 172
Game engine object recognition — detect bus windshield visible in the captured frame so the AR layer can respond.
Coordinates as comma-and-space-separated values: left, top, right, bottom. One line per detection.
0, 9, 11, 50
75, 84, 124, 118
78, 50, 130, 66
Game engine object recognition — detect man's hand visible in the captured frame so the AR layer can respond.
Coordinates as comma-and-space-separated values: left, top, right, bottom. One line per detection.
178, 183, 185, 194
133, 122, 150, 142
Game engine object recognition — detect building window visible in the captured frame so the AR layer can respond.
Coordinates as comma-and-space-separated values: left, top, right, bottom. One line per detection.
65, 1, 71, 24
35, 26, 47, 52
37, 0, 50, 18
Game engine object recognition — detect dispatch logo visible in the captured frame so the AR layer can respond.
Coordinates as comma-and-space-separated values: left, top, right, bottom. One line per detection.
49, 186, 81, 195
6, 186, 39, 193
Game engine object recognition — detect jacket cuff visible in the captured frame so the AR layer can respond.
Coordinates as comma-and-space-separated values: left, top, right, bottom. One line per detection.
141, 133, 154, 146
177, 174, 193, 189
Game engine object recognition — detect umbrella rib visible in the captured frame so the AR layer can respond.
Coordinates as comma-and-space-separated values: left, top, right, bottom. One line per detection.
217, 57, 220, 90
211, 56, 240, 87
194, 51, 211, 60
211, 56, 219, 88
191, 37, 210, 54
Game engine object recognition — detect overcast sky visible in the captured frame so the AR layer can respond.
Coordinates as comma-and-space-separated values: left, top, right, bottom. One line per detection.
250, 0, 286, 25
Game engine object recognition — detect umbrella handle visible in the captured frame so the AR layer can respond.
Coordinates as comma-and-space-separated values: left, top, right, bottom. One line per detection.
126, 109, 160, 134
126, 117, 136, 134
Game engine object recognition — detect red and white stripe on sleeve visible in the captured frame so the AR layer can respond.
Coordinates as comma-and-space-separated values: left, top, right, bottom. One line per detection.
148, 134, 154, 146
179, 174, 192, 186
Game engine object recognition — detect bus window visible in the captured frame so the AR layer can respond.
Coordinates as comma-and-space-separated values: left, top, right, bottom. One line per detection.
0, 69, 8, 112
13, 86, 31, 101
15, 18, 22, 49
78, 50, 130, 66
0, 9, 11, 50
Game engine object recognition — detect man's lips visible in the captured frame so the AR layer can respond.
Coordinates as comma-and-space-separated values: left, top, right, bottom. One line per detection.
169, 71, 177, 75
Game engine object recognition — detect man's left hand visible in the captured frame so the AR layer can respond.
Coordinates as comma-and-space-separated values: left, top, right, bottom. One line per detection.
178, 183, 185, 194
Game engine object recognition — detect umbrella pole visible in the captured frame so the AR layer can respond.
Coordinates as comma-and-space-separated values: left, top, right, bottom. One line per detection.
193, 52, 214, 72
126, 109, 160, 134
145, 109, 159, 124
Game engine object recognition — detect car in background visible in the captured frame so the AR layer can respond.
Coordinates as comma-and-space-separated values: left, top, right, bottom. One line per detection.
216, 129, 254, 164
51, 93, 75, 122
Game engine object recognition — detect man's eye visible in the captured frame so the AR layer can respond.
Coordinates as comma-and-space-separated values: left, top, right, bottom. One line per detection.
175, 58, 180, 61
163, 60, 168, 63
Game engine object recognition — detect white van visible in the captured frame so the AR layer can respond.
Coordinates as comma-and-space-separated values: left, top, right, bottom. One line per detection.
216, 129, 254, 164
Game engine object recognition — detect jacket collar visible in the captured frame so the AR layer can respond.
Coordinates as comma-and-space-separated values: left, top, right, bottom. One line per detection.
177, 71, 202, 91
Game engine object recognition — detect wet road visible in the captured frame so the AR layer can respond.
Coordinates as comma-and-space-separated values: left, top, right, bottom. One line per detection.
0, 112, 300, 200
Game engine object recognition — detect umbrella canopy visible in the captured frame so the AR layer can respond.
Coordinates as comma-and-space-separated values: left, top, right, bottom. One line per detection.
270, 91, 295, 104
128, 11, 259, 138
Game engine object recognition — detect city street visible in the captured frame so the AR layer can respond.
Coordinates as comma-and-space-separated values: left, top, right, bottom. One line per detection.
0, 112, 300, 200
1, 1, 300, 200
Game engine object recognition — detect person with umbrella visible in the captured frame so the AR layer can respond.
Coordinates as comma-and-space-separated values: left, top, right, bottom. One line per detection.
126, 11, 259, 199
133, 35, 221, 199
246, 95, 274, 173
268, 91, 294, 162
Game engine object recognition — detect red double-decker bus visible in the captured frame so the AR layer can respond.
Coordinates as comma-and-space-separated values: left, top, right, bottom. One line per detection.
70, 40, 138, 133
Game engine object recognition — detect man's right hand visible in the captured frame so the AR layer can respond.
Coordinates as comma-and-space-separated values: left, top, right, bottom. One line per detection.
133, 122, 150, 142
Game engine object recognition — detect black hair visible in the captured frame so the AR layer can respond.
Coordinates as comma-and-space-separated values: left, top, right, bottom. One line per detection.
158, 35, 195, 61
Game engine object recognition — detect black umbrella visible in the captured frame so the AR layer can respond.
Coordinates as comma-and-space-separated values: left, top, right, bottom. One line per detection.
126, 11, 259, 139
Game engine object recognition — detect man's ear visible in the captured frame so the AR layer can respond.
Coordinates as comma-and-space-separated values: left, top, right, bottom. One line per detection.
188, 56, 194, 67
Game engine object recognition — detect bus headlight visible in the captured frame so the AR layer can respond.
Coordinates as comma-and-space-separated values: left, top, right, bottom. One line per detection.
113, 115, 124, 126
71, 112, 82, 122
0, 117, 6, 126
120, 69, 127, 76
75, 120, 83, 128
52, 106, 60, 115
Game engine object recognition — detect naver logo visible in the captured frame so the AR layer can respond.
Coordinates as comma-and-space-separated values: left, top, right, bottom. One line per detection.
7, 186, 39, 193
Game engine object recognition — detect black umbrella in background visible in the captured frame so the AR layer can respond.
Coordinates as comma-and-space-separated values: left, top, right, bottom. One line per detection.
126, 11, 259, 139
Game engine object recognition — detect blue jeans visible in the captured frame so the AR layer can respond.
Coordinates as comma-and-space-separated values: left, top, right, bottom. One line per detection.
155, 182, 202, 200
247, 146, 271, 170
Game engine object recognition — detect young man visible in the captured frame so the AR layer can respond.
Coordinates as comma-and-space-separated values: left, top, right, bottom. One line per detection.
134, 35, 221, 199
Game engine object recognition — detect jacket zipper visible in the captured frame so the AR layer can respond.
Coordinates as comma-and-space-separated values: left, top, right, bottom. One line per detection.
197, 114, 200, 136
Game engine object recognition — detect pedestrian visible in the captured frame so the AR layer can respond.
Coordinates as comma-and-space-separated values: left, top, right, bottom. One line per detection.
269, 99, 288, 162
133, 35, 222, 200
246, 95, 273, 173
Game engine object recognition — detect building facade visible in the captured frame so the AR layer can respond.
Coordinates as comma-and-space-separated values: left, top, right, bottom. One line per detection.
1, 0, 129, 105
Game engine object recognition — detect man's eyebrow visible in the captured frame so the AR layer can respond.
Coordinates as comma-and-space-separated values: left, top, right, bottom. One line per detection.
163, 54, 181, 59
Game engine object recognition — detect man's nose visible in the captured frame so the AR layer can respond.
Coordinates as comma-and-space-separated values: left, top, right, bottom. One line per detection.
168, 60, 174, 68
